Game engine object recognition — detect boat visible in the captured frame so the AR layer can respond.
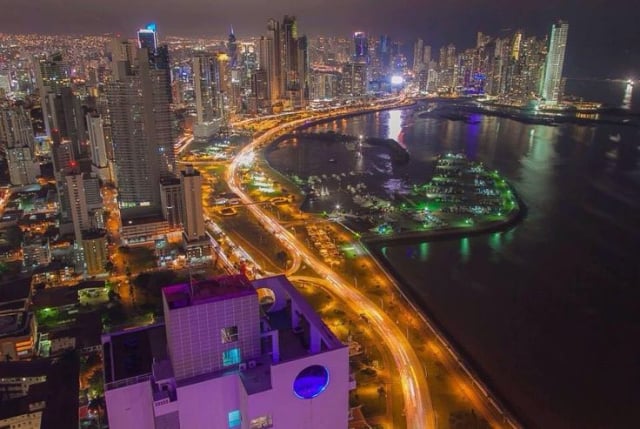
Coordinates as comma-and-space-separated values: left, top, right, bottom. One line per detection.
609, 133, 622, 143
328, 158, 336, 163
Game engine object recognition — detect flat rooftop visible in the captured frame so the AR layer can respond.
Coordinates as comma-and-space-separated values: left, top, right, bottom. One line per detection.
0, 357, 79, 428
163, 274, 256, 310
103, 324, 167, 385
0, 311, 31, 337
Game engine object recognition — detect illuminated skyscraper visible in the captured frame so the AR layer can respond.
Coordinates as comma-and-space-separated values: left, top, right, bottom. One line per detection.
354, 32, 369, 63
296, 35, 309, 106
412, 38, 424, 73
0, 105, 35, 150
36, 53, 86, 156
422, 45, 432, 67
281, 15, 299, 95
35, 52, 69, 136
137, 23, 158, 52
541, 21, 569, 104
192, 52, 215, 124
107, 30, 174, 219
264, 19, 282, 102
378, 35, 391, 71
86, 113, 110, 181
227, 26, 239, 68
179, 164, 204, 242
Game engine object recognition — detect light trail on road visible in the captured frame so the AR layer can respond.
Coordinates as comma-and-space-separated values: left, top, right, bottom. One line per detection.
225, 103, 435, 429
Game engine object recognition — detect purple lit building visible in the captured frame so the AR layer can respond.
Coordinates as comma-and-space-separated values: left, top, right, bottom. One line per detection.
102, 274, 350, 428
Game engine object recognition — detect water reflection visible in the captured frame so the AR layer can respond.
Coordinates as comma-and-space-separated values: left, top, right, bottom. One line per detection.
460, 237, 470, 262
419, 242, 429, 261
387, 109, 402, 140
622, 82, 633, 109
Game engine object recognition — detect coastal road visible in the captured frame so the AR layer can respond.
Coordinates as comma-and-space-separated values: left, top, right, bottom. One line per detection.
225, 102, 435, 429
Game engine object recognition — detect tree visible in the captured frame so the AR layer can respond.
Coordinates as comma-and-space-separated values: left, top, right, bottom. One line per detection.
4, 226, 23, 247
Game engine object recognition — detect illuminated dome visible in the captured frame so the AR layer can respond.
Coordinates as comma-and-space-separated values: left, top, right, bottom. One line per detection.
293, 365, 329, 399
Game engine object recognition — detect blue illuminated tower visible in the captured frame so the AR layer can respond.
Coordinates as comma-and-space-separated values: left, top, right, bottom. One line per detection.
137, 23, 158, 52
228, 25, 239, 68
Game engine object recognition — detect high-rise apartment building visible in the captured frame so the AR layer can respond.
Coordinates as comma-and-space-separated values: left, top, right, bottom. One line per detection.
107, 28, 174, 219
0, 105, 35, 150
265, 19, 282, 102
192, 52, 220, 138
65, 170, 102, 244
0, 105, 38, 186
160, 177, 183, 228
541, 21, 569, 104
6, 147, 38, 185
102, 274, 349, 429
422, 45, 432, 68
179, 165, 204, 242
378, 35, 392, 72
353, 32, 369, 64
34, 52, 70, 137
342, 62, 368, 97
86, 113, 110, 181
193, 53, 215, 125
413, 38, 424, 73
36, 54, 87, 156
81, 230, 108, 276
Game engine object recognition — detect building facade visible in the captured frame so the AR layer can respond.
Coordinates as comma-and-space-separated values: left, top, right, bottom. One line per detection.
103, 275, 349, 429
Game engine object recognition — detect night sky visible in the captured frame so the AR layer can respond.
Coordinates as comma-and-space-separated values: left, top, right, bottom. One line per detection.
2, 0, 639, 78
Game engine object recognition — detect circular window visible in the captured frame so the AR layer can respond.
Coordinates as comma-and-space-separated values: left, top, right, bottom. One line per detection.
293, 365, 330, 399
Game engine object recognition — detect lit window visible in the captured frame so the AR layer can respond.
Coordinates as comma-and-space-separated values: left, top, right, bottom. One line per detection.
221, 326, 239, 343
228, 410, 241, 428
222, 348, 241, 367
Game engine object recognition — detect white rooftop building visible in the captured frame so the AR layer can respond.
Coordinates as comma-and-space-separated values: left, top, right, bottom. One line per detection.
102, 274, 350, 429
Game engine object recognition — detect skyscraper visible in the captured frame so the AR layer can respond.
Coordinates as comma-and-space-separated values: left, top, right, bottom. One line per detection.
378, 35, 392, 72
36, 53, 87, 156
541, 21, 569, 104
65, 170, 102, 244
354, 32, 369, 63
265, 19, 282, 102
0, 105, 35, 151
34, 52, 70, 137
193, 52, 215, 125
296, 35, 309, 106
413, 38, 424, 73
423, 45, 432, 68
179, 164, 204, 242
107, 29, 174, 219
281, 15, 299, 95
227, 26, 239, 68
137, 23, 158, 52
86, 113, 110, 181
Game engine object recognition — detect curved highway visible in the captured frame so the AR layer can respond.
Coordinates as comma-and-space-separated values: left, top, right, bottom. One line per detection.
225, 103, 434, 429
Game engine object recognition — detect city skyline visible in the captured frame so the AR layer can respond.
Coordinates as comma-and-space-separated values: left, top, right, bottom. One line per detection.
1, 0, 638, 78
1, 3, 639, 428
